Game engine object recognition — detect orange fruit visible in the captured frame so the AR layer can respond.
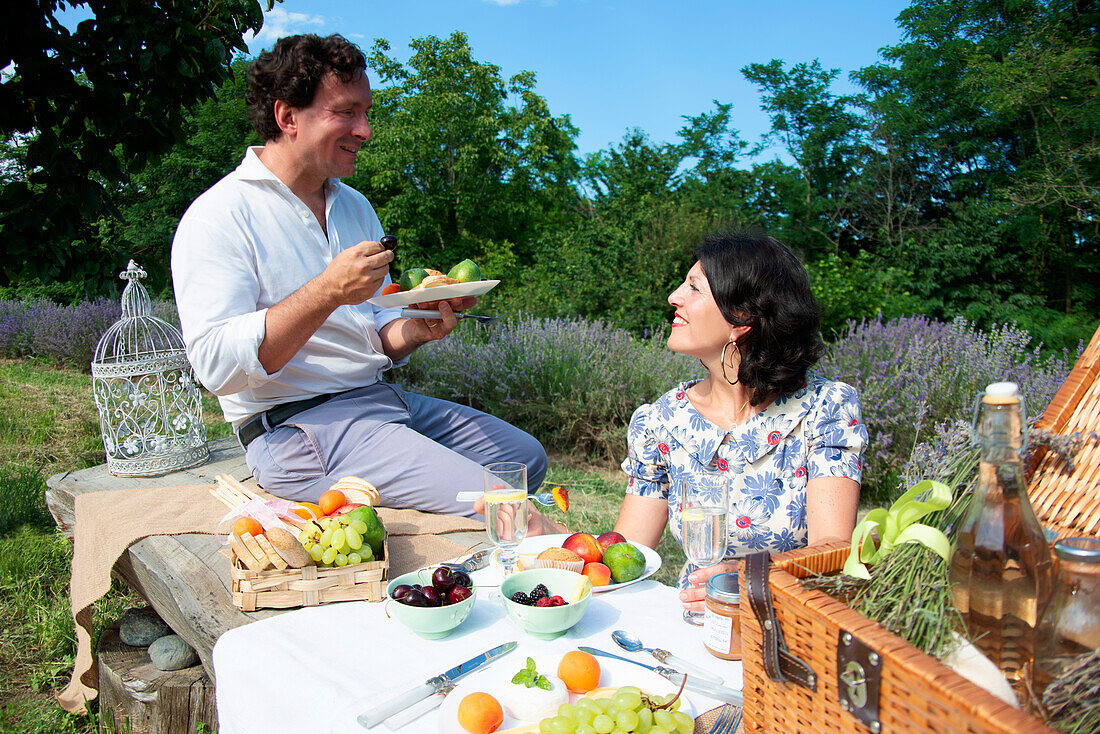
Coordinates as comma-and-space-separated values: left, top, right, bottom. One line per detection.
232, 516, 263, 537
292, 502, 324, 520
557, 650, 601, 693
318, 489, 346, 516
456, 692, 503, 734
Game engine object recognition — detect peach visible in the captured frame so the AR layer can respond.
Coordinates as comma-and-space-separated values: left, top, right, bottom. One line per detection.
330, 502, 365, 516
582, 562, 611, 587
596, 531, 627, 552
562, 532, 603, 565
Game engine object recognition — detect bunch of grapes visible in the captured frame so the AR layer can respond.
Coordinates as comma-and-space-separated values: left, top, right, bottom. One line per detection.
297, 515, 374, 568
533, 686, 693, 734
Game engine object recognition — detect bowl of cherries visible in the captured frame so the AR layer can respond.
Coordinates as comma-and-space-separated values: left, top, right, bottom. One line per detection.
386, 565, 476, 639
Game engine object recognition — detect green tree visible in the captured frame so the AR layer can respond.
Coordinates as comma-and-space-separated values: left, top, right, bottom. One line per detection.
0, 0, 275, 295
350, 32, 580, 274
742, 59, 870, 257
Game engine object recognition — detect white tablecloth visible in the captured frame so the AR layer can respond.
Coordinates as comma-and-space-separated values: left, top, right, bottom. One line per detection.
214, 580, 743, 733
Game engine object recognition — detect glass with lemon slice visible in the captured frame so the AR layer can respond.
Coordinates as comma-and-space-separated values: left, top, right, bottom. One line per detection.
679, 476, 729, 625
484, 462, 529, 575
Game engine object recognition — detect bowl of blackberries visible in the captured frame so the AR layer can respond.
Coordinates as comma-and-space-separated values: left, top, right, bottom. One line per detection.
500, 568, 592, 640
387, 565, 476, 639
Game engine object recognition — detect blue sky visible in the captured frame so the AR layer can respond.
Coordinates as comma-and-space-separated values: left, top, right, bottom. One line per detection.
243, 0, 911, 160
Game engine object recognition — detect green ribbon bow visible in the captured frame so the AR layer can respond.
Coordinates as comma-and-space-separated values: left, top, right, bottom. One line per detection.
842, 479, 953, 580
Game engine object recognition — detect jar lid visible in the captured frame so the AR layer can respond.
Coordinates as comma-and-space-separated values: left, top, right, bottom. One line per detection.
982, 381, 1020, 404
706, 572, 739, 603
1054, 537, 1100, 562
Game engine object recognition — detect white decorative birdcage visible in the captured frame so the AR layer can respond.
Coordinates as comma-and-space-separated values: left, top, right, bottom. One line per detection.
91, 260, 209, 476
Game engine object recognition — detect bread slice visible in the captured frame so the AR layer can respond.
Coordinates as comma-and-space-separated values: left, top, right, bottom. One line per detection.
266, 527, 313, 568
413, 274, 459, 289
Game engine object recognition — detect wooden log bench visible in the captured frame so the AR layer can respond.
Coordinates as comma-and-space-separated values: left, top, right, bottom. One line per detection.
46, 435, 487, 732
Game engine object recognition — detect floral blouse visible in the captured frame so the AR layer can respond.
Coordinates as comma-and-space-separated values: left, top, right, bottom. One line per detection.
621, 374, 868, 588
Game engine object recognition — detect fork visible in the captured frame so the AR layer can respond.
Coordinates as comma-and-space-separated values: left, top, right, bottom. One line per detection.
401, 308, 502, 324
707, 703, 742, 734
455, 485, 568, 511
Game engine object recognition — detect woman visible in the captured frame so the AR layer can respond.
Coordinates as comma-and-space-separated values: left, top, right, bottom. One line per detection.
483, 231, 866, 618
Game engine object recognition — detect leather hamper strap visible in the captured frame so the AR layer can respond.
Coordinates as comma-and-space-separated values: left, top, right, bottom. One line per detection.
744, 551, 818, 691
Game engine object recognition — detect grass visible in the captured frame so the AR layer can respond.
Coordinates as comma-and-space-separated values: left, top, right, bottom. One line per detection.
0, 359, 678, 732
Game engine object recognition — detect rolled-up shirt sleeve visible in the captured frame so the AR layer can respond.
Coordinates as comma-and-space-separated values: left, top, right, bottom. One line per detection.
172, 213, 282, 395
621, 403, 670, 499
806, 381, 867, 483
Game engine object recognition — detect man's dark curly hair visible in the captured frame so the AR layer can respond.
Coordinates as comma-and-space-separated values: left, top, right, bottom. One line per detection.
247, 34, 367, 141
694, 231, 824, 406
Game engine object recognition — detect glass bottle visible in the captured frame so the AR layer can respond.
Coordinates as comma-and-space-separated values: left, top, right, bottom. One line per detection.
1034, 537, 1100, 696
949, 381, 1053, 702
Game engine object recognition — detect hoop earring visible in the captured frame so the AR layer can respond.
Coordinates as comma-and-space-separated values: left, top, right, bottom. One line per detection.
720, 339, 739, 386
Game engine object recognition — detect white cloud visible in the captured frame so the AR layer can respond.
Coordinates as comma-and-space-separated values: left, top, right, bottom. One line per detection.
244, 8, 329, 51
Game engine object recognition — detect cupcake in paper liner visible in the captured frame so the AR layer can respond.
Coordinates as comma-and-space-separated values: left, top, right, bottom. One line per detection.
536, 547, 584, 573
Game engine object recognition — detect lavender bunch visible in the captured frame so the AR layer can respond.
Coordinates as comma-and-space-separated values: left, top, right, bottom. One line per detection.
819, 314, 1077, 504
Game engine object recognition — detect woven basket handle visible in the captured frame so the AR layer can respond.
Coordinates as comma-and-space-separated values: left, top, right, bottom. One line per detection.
744, 551, 818, 691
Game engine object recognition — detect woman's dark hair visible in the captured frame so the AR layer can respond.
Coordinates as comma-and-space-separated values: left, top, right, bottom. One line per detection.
247, 34, 367, 141
694, 231, 824, 405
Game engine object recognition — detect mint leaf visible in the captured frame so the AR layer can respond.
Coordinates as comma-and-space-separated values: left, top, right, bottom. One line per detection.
510, 670, 528, 685
525, 657, 536, 671
535, 674, 551, 691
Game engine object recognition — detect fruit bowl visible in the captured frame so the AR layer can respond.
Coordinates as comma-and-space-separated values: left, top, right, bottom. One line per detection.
500, 568, 591, 640
386, 570, 476, 639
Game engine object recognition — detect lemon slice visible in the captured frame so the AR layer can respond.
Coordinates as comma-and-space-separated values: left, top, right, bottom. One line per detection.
485, 489, 527, 503
681, 507, 706, 522
571, 576, 592, 603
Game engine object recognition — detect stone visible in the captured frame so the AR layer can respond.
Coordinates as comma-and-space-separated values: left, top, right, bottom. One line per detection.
119, 608, 172, 647
148, 635, 199, 671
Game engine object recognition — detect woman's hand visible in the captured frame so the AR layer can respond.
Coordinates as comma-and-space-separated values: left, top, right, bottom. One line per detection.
680, 560, 739, 613
472, 496, 567, 537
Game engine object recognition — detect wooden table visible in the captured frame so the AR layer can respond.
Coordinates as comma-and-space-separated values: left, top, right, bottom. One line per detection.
46, 436, 488, 731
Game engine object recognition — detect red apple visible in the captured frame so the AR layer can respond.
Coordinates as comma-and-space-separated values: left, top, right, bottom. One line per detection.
562, 532, 603, 565
596, 531, 627, 552
582, 562, 611, 587
330, 502, 365, 516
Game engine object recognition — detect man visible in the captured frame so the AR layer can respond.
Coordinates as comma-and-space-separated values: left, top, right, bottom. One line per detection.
171, 34, 547, 517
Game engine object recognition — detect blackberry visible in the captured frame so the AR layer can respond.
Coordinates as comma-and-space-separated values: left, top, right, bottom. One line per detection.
530, 583, 550, 601
510, 591, 532, 606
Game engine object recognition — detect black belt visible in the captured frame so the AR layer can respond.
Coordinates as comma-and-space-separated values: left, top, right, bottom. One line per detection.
237, 393, 337, 449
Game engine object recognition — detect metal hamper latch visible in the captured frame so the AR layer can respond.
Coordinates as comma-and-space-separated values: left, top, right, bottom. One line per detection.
837, 631, 882, 732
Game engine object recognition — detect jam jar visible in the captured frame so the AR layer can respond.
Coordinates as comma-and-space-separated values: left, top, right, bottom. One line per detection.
1034, 536, 1100, 696
703, 572, 742, 660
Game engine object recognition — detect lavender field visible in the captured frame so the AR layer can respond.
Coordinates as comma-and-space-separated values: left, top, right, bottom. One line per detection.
0, 299, 1080, 505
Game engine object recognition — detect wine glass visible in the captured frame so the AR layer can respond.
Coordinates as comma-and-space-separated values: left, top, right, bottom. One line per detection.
679, 475, 729, 625
484, 462, 529, 576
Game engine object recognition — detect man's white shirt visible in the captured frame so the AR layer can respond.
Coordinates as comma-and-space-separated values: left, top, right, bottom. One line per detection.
171, 146, 403, 427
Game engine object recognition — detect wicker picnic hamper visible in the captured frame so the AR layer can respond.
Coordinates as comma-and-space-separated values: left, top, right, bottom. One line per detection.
739, 325, 1100, 734
230, 536, 389, 611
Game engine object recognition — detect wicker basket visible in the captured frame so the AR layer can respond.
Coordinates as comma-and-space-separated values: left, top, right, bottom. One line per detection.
230, 537, 389, 611
740, 325, 1100, 734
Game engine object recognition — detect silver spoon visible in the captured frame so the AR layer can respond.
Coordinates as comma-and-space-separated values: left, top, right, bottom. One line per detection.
611, 630, 725, 684
401, 308, 503, 324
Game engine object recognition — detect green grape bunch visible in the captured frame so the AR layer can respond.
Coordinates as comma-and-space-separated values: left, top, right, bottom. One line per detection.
534, 686, 693, 734
297, 515, 374, 568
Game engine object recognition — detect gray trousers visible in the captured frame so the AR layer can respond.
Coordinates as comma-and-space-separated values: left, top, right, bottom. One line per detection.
243, 382, 548, 518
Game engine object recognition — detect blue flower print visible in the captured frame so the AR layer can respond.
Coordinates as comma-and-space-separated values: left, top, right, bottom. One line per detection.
734, 429, 760, 457
786, 492, 807, 531
743, 471, 782, 513
688, 409, 712, 432
653, 398, 678, 422
772, 527, 801, 553
729, 498, 771, 550
694, 436, 718, 462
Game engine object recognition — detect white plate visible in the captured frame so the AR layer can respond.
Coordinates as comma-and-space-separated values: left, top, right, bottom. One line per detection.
489, 534, 661, 593
437, 649, 694, 733
368, 279, 500, 308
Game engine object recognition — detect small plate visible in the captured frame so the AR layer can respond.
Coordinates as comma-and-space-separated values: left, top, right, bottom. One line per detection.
437, 650, 694, 733
488, 534, 661, 592
368, 280, 500, 309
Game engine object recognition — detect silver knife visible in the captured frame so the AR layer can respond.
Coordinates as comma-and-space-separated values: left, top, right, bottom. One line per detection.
577, 647, 744, 706
357, 641, 518, 730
